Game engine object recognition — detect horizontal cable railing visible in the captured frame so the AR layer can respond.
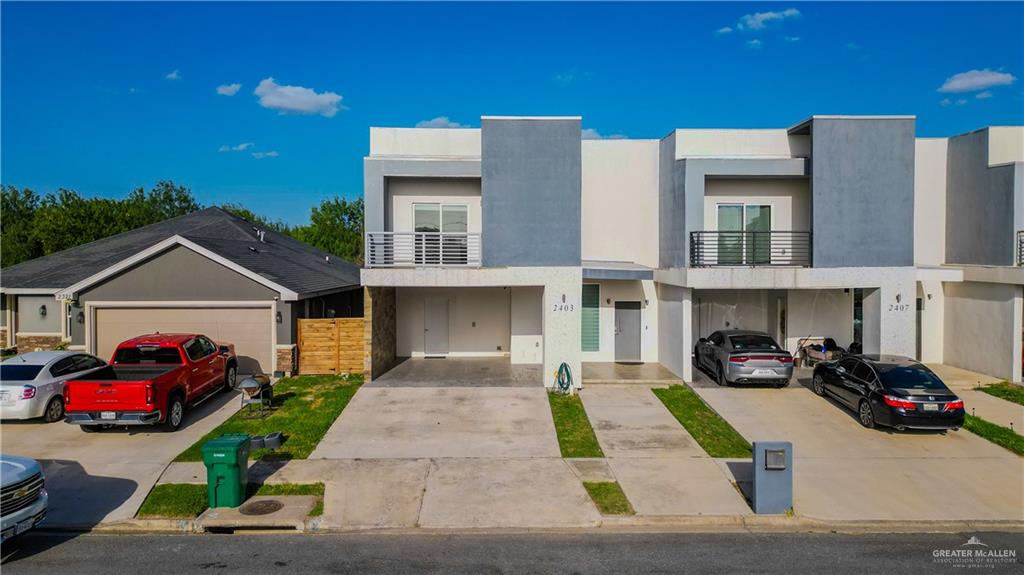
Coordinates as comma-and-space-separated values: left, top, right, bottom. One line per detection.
1018, 230, 1023, 266
690, 231, 812, 267
366, 232, 481, 267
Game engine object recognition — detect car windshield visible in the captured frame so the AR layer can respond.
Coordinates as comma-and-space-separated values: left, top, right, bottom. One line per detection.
1, 364, 44, 381
878, 365, 947, 390
113, 346, 182, 365
729, 335, 779, 350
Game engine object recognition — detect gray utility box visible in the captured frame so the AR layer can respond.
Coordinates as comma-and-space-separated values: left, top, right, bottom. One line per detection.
752, 441, 793, 514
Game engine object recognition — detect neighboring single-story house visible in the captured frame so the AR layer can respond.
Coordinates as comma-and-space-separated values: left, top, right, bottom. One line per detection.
0, 207, 361, 376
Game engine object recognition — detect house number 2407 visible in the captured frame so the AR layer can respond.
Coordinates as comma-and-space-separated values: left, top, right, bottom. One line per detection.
888, 304, 910, 312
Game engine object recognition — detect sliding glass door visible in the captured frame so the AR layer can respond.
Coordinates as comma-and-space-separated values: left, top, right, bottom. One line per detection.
413, 203, 468, 264
716, 204, 771, 265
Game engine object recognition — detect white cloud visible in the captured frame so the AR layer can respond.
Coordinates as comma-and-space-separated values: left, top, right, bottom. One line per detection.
216, 83, 242, 96
784, 36, 800, 43
254, 77, 343, 117
976, 91, 994, 100
415, 116, 469, 129
940, 98, 952, 107
956, 98, 968, 106
715, 26, 733, 35
581, 128, 626, 140
165, 69, 181, 80
938, 69, 1017, 93
737, 8, 800, 31
219, 142, 255, 152
746, 39, 763, 49
251, 150, 279, 159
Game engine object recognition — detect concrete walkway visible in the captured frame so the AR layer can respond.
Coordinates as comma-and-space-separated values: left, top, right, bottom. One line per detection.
579, 385, 751, 516
928, 363, 1023, 430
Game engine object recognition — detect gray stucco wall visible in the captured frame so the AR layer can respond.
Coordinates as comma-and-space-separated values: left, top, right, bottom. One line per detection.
17, 295, 61, 333
810, 118, 916, 267
364, 158, 481, 233
658, 132, 686, 268
481, 118, 581, 266
945, 129, 1018, 266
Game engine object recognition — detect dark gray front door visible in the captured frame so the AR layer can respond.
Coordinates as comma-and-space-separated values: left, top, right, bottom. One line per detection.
614, 301, 642, 363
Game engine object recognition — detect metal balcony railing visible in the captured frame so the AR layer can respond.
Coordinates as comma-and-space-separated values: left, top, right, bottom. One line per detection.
690, 231, 812, 267
1018, 230, 1023, 266
365, 232, 481, 267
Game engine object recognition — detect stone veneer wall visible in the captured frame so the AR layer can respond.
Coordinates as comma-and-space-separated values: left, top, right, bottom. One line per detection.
0, 327, 8, 349
16, 334, 63, 352
275, 344, 296, 377
363, 286, 397, 381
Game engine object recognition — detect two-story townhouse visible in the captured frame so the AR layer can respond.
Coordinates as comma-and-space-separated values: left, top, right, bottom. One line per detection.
362, 114, 1014, 387
915, 126, 1024, 383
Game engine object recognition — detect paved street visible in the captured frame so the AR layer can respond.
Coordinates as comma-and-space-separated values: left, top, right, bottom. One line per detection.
3, 531, 1021, 574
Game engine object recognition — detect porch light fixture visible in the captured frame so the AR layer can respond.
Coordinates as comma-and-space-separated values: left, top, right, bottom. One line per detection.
606, 298, 611, 305
38, 305, 47, 317
77, 311, 85, 324
275, 311, 282, 323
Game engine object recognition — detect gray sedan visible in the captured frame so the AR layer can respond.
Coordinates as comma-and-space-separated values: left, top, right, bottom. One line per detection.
694, 330, 794, 387
1, 351, 108, 422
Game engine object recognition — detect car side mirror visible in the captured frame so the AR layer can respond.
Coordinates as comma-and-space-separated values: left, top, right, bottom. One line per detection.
698, 338, 708, 344
218, 345, 230, 355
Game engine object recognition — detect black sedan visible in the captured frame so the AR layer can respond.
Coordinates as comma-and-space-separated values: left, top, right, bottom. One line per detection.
811, 355, 965, 431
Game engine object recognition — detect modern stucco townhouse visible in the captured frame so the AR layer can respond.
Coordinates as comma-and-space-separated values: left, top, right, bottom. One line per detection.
0, 207, 361, 376
915, 126, 1024, 383
361, 115, 1009, 386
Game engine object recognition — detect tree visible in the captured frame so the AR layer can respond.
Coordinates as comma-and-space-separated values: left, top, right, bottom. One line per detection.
220, 203, 292, 233
1, 186, 42, 266
292, 197, 364, 264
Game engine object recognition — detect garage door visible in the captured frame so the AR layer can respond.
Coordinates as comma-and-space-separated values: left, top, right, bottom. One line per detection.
94, 307, 272, 375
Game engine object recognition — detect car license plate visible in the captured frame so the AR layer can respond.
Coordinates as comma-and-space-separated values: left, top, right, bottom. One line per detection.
15, 519, 34, 535
922, 403, 939, 412
100, 411, 116, 420
0, 392, 12, 407
752, 369, 777, 376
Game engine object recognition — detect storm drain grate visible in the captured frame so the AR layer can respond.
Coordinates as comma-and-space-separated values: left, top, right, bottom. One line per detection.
239, 499, 284, 516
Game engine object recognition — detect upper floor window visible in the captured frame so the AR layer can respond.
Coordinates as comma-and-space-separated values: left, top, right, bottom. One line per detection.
414, 203, 467, 234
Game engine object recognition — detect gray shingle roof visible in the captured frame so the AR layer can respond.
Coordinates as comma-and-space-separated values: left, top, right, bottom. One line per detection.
0, 207, 360, 296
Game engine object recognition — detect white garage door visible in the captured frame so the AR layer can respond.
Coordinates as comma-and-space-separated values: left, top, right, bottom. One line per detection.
94, 306, 272, 374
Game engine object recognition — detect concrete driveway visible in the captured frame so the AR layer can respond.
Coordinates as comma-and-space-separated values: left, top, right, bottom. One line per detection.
0, 391, 240, 527
695, 384, 1024, 521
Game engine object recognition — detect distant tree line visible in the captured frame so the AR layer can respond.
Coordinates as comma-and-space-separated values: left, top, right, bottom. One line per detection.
1, 181, 364, 268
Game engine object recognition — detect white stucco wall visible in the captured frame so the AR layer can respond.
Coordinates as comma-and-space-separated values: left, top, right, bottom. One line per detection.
918, 280, 945, 363
386, 177, 482, 233
581, 140, 660, 268
674, 129, 809, 158
703, 178, 811, 232
692, 289, 775, 346
657, 283, 692, 381
396, 287, 511, 358
580, 279, 658, 364
786, 289, 854, 355
510, 286, 543, 364
914, 138, 948, 266
944, 281, 1023, 382
370, 127, 481, 158
988, 127, 1024, 166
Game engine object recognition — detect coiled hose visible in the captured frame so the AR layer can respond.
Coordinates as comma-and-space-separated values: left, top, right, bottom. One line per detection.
554, 362, 574, 394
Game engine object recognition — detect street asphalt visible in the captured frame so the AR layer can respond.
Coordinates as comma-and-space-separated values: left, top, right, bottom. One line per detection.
2, 530, 1021, 574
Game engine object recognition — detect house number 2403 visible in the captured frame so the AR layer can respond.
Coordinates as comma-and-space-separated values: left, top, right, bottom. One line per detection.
552, 303, 576, 312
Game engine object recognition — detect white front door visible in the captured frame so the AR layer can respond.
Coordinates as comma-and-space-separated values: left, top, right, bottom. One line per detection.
424, 298, 450, 356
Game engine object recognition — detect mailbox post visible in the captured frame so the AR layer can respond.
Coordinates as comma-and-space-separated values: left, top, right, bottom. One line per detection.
752, 441, 792, 514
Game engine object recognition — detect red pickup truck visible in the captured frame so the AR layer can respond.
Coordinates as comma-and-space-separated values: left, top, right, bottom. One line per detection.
64, 334, 237, 432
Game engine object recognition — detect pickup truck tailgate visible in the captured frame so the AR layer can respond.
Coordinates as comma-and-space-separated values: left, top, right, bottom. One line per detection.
66, 380, 150, 412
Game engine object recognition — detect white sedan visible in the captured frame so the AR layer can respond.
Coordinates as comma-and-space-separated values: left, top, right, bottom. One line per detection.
1, 351, 108, 422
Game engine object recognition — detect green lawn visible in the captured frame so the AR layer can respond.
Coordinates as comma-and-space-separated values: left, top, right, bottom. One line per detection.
976, 381, 1024, 407
583, 481, 635, 515
547, 392, 604, 458
652, 385, 752, 458
175, 374, 361, 462
964, 414, 1024, 456
137, 482, 326, 518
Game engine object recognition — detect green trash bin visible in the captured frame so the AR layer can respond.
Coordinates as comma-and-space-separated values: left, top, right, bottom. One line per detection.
201, 433, 250, 508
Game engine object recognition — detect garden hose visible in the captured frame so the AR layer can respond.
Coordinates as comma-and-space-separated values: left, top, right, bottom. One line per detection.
554, 362, 574, 394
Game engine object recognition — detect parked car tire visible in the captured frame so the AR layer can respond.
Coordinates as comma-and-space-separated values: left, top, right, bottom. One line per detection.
162, 393, 185, 432
224, 363, 237, 392
812, 375, 826, 396
42, 396, 65, 423
776, 381, 788, 389
716, 363, 728, 387
858, 399, 876, 429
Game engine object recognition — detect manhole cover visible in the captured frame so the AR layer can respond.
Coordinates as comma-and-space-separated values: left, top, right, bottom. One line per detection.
239, 499, 284, 516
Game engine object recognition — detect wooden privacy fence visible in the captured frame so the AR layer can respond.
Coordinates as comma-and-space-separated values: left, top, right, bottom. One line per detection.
297, 318, 364, 375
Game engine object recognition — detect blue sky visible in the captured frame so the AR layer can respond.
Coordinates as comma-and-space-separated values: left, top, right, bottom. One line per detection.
3, 2, 1022, 224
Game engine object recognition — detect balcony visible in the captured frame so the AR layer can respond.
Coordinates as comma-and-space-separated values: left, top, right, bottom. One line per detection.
1018, 231, 1023, 266
690, 231, 812, 267
365, 232, 481, 268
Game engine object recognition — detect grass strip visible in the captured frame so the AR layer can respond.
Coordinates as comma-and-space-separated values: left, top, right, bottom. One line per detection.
653, 385, 752, 458
976, 381, 1024, 407
547, 392, 604, 458
583, 481, 635, 515
964, 414, 1024, 456
175, 374, 362, 462
137, 482, 327, 518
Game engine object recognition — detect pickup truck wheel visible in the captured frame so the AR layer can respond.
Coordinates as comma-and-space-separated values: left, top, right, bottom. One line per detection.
43, 396, 65, 423
162, 394, 185, 432
224, 364, 237, 392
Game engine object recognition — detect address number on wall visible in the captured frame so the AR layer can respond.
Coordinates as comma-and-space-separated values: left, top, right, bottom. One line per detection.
549, 292, 579, 313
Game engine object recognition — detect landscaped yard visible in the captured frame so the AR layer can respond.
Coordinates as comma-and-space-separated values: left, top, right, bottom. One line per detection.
547, 392, 604, 458
175, 374, 362, 462
137, 482, 326, 519
977, 381, 1024, 406
583, 481, 634, 515
964, 414, 1024, 456
653, 385, 752, 458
